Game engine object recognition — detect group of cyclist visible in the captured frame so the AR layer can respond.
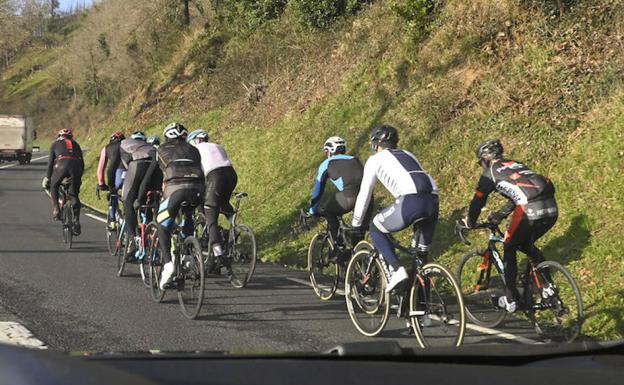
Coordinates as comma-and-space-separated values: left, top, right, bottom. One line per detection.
43, 122, 558, 314
43, 123, 238, 291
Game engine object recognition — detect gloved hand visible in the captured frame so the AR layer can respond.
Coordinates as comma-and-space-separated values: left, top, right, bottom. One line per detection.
460, 216, 472, 229
487, 211, 506, 226
42, 176, 50, 190
97, 183, 109, 192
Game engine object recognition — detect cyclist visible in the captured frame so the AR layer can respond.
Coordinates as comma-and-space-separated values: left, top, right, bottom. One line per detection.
461, 139, 558, 313
120, 131, 156, 260
96, 131, 126, 229
156, 123, 205, 290
187, 129, 237, 263
306, 136, 369, 252
42, 128, 85, 235
351, 125, 439, 293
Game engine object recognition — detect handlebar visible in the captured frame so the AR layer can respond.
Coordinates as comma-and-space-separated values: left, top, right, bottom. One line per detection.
455, 220, 503, 246
299, 209, 311, 231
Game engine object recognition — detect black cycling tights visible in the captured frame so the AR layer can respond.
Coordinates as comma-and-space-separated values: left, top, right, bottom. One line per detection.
50, 160, 83, 221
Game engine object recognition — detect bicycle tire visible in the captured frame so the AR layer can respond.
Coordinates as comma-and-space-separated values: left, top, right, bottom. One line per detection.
106, 225, 118, 256
344, 249, 390, 337
64, 202, 73, 249
526, 260, 584, 343
457, 251, 506, 328
308, 233, 339, 300
147, 223, 165, 302
229, 224, 257, 288
410, 262, 466, 348
138, 222, 156, 288
178, 236, 205, 319
117, 224, 128, 277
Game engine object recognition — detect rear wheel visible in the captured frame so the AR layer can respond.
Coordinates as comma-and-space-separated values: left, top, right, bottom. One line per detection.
62, 202, 73, 249
344, 250, 390, 336
410, 263, 466, 348
229, 224, 257, 288
147, 226, 165, 302
177, 237, 205, 319
457, 251, 506, 327
106, 224, 118, 256
527, 261, 584, 343
116, 221, 128, 277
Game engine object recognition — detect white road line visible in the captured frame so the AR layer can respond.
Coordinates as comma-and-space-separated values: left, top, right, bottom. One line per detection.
286, 277, 539, 344
0, 155, 48, 169
85, 213, 107, 223
0, 322, 47, 349
287, 277, 345, 296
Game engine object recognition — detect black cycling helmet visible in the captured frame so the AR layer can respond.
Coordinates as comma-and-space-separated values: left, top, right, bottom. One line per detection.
476, 139, 504, 161
370, 124, 399, 151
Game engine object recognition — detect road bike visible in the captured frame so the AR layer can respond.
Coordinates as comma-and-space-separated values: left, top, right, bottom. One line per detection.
148, 202, 205, 319
344, 226, 466, 348
46, 178, 75, 249
96, 188, 123, 256
455, 221, 584, 342
194, 192, 257, 289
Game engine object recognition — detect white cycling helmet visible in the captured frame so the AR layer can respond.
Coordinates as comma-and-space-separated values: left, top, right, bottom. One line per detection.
163, 122, 188, 140
187, 129, 209, 143
323, 136, 346, 155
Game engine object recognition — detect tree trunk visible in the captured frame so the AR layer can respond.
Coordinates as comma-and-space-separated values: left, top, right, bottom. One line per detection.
183, 0, 190, 26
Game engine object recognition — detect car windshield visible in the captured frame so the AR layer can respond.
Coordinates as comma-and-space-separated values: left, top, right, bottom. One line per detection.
0, 0, 621, 356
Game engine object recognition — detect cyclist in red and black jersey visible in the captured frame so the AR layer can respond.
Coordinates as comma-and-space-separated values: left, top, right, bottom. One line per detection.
42, 128, 85, 235
462, 139, 558, 313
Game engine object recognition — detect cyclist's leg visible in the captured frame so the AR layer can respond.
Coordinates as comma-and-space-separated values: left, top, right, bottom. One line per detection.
67, 161, 83, 223
204, 168, 231, 255
415, 193, 439, 263
109, 168, 125, 222
122, 162, 148, 240
321, 193, 349, 246
157, 189, 185, 264
503, 205, 530, 304
49, 164, 69, 218
219, 166, 237, 217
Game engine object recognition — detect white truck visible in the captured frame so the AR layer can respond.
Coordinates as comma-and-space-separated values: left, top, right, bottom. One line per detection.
0, 114, 36, 164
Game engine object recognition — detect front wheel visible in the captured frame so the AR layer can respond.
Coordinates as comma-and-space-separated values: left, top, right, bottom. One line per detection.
229, 224, 257, 288
308, 233, 339, 300
147, 224, 165, 303
344, 249, 390, 337
177, 236, 205, 320
457, 251, 506, 328
526, 260, 584, 343
410, 263, 466, 348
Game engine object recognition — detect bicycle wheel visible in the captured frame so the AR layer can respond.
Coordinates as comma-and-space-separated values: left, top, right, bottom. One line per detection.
106, 224, 118, 256
308, 233, 339, 300
139, 222, 158, 288
116, 222, 128, 277
526, 260, 584, 343
63, 202, 73, 249
193, 213, 213, 273
177, 236, 205, 319
229, 224, 257, 288
344, 249, 390, 337
410, 263, 466, 348
457, 251, 506, 327
147, 224, 165, 302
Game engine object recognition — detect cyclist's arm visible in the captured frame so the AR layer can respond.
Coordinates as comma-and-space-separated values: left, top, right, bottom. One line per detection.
309, 159, 329, 215
467, 175, 496, 227
46, 142, 56, 179
107, 145, 122, 187
491, 199, 516, 222
96, 147, 108, 185
351, 157, 376, 228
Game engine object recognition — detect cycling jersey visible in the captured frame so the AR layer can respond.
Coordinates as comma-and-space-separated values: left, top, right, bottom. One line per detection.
352, 149, 437, 228
193, 142, 232, 176
120, 139, 155, 169
467, 159, 557, 227
157, 139, 204, 185
96, 141, 124, 187
310, 154, 364, 215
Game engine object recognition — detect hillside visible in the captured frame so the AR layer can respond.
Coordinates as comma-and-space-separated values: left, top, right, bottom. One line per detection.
1, 0, 622, 340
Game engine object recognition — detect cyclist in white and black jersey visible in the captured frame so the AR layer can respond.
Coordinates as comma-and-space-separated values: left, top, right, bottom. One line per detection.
352, 125, 439, 293
187, 129, 238, 262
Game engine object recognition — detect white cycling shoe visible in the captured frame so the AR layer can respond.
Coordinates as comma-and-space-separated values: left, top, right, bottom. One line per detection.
498, 296, 518, 313
386, 266, 408, 293
159, 262, 175, 290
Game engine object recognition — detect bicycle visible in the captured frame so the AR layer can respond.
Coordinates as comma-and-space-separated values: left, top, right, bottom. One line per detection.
46, 177, 74, 249
147, 202, 205, 319
96, 188, 123, 256
344, 227, 466, 348
194, 192, 257, 289
129, 191, 160, 287
455, 221, 584, 343
300, 209, 370, 301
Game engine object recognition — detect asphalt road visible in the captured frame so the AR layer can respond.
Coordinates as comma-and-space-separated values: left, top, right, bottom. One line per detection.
0, 155, 542, 353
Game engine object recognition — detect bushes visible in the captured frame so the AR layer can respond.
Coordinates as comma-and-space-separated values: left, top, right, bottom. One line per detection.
390, 0, 443, 38
291, 0, 371, 29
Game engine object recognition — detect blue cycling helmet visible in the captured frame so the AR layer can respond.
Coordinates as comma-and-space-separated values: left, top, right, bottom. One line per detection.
147, 135, 160, 146
187, 129, 209, 143
131, 130, 147, 141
